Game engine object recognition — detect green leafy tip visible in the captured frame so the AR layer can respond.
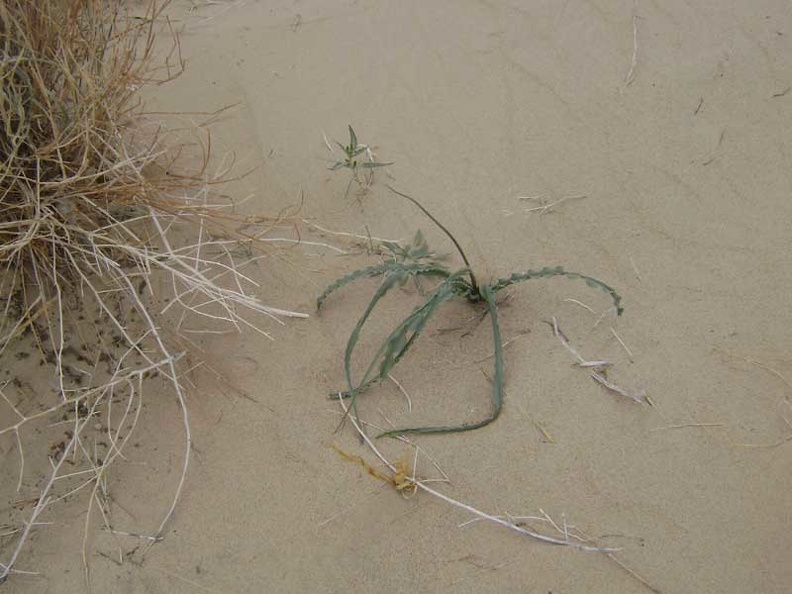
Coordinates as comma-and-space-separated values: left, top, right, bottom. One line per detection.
328, 125, 392, 172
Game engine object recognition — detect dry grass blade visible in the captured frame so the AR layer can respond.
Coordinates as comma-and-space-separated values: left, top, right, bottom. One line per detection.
0, 0, 302, 584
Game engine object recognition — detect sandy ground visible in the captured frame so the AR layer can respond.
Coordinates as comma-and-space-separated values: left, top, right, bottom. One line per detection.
3, 0, 792, 592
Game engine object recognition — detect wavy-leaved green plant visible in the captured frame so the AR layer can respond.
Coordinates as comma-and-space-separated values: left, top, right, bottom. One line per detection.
318, 185, 623, 438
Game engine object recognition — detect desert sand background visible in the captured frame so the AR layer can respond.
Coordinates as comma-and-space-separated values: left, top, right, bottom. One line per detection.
4, 0, 791, 592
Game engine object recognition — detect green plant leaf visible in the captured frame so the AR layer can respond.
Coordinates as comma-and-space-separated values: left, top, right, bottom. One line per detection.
377, 283, 504, 437
345, 270, 468, 406
372, 273, 465, 380
330, 269, 469, 418
348, 125, 357, 150
342, 271, 408, 419
317, 261, 451, 311
381, 241, 404, 258
490, 267, 624, 315
358, 161, 393, 169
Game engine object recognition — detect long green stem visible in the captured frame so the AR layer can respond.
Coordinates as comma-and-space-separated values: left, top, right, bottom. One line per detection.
386, 185, 480, 296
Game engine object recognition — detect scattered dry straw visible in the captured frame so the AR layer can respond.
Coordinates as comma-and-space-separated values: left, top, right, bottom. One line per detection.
0, 0, 302, 584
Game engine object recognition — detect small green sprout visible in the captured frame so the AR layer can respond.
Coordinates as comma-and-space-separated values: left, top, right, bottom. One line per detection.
329, 125, 392, 198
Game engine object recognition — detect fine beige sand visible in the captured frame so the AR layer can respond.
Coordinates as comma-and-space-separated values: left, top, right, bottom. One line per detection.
4, 1, 792, 592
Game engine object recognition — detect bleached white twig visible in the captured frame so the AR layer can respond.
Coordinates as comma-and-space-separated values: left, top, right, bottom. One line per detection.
521, 194, 587, 215
621, 11, 639, 90
610, 327, 635, 361
335, 398, 617, 552
301, 220, 403, 246
388, 374, 412, 412
551, 317, 646, 404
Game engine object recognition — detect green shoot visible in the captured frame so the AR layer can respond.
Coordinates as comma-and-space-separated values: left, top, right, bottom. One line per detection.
329, 125, 392, 198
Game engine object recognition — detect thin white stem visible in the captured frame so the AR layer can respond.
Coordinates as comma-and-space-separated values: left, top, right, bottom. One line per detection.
336, 398, 616, 553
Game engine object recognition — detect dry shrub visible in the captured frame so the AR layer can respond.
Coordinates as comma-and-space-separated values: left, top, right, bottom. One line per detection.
0, 0, 302, 583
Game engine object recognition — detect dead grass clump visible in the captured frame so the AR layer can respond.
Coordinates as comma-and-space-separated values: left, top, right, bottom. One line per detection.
0, 0, 303, 584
